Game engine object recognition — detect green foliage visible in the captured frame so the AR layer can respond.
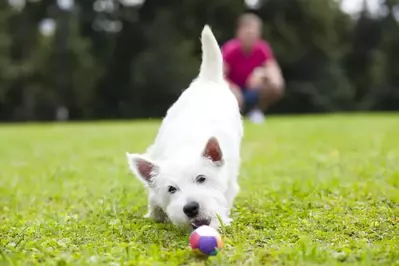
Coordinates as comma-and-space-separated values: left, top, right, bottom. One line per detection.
0, 0, 399, 120
130, 9, 199, 117
63, 14, 104, 119
0, 115, 399, 264
0, 3, 16, 107
259, 0, 354, 112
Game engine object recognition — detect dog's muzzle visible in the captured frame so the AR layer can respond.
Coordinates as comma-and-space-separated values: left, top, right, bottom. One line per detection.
183, 201, 199, 218
191, 218, 211, 229
183, 201, 211, 229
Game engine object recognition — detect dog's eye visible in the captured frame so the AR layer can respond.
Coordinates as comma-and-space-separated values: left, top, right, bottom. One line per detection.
168, 186, 177, 194
196, 175, 206, 184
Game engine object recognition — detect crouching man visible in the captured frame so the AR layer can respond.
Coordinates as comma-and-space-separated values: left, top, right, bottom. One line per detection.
222, 13, 285, 124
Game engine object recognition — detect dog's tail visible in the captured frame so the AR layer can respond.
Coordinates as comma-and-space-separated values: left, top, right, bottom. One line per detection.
199, 25, 223, 82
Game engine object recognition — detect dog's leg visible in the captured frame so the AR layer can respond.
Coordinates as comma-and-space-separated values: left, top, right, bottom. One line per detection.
210, 213, 232, 229
208, 180, 239, 230
144, 195, 167, 222
144, 206, 167, 222
225, 180, 240, 216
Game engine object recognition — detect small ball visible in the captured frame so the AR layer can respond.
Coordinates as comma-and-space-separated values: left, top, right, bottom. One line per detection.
189, 225, 223, 256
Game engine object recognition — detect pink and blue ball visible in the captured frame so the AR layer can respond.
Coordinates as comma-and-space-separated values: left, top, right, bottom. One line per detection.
189, 225, 223, 256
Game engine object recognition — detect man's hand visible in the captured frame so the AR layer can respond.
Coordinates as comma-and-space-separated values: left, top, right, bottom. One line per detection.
262, 60, 285, 90
246, 60, 284, 91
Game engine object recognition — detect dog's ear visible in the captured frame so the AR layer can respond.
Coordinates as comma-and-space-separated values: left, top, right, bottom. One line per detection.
126, 153, 159, 184
202, 137, 224, 166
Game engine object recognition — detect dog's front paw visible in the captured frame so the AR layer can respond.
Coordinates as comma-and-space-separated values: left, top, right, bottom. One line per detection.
144, 207, 167, 223
223, 217, 233, 226
210, 216, 232, 229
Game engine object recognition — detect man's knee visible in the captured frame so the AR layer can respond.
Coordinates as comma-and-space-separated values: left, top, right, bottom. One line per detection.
256, 83, 284, 111
230, 85, 244, 110
260, 83, 284, 100
272, 84, 285, 100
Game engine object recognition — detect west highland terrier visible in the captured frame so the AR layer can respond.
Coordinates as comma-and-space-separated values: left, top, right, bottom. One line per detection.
126, 25, 243, 230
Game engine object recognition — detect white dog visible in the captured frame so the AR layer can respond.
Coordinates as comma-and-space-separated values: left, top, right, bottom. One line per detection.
126, 25, 243, 230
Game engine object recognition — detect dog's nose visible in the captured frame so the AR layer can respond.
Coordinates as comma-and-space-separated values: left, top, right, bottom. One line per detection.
183, 201, 199, 218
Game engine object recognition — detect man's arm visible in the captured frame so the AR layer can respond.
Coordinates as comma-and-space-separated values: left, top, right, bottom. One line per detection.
223, 61, 240, 90
262, 59, 285, 91
257, 41, 285, 91
221, 42, 241, 90
223, 61, 230, 77
223, 61, 244, 109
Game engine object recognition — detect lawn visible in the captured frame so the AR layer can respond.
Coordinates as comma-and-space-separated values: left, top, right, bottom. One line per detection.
0, 114, 398, 265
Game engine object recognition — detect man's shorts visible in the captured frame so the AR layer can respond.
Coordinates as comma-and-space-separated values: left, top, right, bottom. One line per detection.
241, 88, 260, 113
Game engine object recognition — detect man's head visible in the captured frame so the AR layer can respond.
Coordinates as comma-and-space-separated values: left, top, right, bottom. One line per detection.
236, 13, 263, 50
126, 137, 229, 229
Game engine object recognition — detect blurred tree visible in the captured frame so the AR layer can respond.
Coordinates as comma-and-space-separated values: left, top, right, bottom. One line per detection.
372, 0, 399, 110
54, 11, 103, 119
258, 0, 353, 113
2, 0, 49, 120
344, 1, 385, 110
129, 8, 198, 117
0, 0, 398, 121
92, 0, 245, 118
0, 2, 14, 119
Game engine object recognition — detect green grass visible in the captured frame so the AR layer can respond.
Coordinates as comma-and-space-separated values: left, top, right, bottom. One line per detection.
1, 114, 399, 265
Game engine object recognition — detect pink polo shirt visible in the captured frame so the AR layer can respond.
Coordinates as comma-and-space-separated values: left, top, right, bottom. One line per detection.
222, 38, 274, 89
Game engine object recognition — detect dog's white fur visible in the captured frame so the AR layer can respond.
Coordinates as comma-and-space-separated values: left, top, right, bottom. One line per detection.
126, 25, 243, 229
